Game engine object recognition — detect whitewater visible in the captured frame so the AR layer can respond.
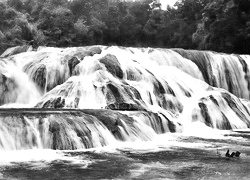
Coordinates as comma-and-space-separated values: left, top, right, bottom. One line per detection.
0, 45, 250, 179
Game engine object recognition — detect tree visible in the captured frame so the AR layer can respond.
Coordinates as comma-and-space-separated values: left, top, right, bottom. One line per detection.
7, 0, 23, 12
88, 16, 107, 44
69, 0, 92, 21
155, 0, 207, 49
105, 6, 121, 44
74, 18, 89, 45
119, 13, 141, 45
193, 0, 250, 53
142, 9, 164, 46
37, 6, 74, 46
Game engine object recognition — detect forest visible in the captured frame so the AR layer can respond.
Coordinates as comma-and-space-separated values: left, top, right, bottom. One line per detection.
1, 0, 250, 54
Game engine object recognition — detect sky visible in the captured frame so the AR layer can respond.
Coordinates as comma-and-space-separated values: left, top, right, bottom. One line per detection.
160, 0, 178, 9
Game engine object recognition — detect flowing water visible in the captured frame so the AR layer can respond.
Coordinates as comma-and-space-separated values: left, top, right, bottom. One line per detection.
0, 130, 250, 180
1, 45, 250, 179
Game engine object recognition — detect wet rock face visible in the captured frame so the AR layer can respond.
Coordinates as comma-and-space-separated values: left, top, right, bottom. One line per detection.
68, 57, 80, 76
37, 97, 65, 108
83, 109, 129, 141
0, 73, 18, 105
105, 82, 147, 111
49, 118, 93, 150
32, 64, 47, 91
71, 46, 102, 60
126, 67, 143, 81
198, 102, 213, 128
35, 78, 148, 110
221, 92, 250, 127
0, 45, 32, 58
159, 96, 183, 114
195, 93, 250, 130
173, 49, 211, 85
173, 49, 250, 99
18, 46, 103, 93
87, 46, 102, 55
22, 52, 69, 93
106, 102, 144, 111
221, 112, 232, 130
106, 83, 123, 102
99, 54, 123, 79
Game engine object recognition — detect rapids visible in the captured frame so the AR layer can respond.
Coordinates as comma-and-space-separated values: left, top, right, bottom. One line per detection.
0, 45, 250, 151
2, 45, 250, 179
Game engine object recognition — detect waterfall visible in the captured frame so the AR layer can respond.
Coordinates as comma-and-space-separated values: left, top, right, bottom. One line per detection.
0, 45, 250, 150
0, 59, 41, 107
0, 109, 180, 150
173, 49, 250, 99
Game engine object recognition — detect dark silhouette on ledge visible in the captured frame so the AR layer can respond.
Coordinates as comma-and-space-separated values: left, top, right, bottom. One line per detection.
225, 149, 241, 158
235, 151, 241, 157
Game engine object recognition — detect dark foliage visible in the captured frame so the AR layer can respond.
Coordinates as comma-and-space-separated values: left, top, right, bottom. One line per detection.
1, 0, 250, 54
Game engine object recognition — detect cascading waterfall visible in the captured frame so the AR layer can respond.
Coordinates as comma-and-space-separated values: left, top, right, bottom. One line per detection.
0, 109, 179, 150
0, 59, 41, 107
1, 45, 250, 150
173, 49, 250, 99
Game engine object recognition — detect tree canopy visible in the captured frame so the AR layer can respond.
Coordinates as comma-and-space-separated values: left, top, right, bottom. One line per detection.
1, 0, 250, 54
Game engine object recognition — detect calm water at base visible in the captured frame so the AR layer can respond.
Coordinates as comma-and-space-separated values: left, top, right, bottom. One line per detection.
1, 131, 250, 180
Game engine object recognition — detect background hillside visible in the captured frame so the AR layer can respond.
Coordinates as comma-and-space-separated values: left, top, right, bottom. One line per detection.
1, 0, 250, 54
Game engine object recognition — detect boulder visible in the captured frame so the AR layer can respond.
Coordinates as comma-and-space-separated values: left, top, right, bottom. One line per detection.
1, 45, 32, 58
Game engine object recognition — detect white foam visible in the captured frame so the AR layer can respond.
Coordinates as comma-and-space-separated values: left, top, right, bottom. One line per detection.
0, 149, 92, 169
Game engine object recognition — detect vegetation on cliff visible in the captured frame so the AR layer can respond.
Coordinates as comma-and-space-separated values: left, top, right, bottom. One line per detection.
1, 0, 250, 54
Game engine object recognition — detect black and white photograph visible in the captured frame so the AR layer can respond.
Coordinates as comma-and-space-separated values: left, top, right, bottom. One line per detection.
0, 0, 250, 179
